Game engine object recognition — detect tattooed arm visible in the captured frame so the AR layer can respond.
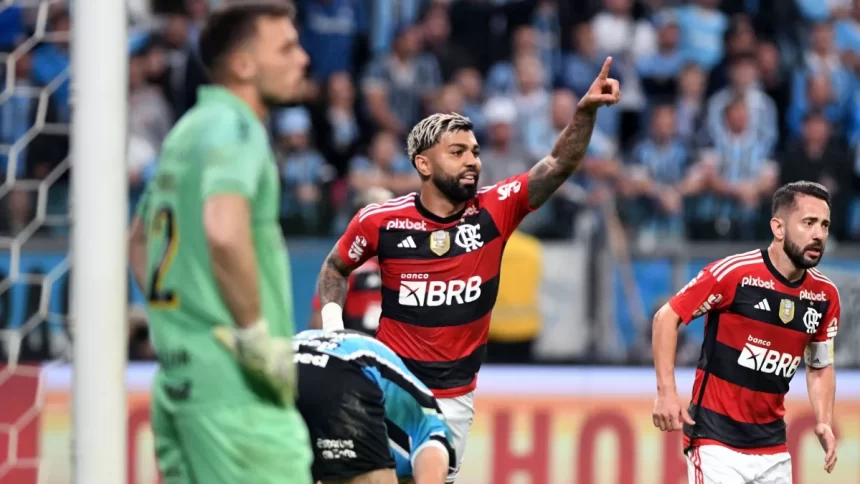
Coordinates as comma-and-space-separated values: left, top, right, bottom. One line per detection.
527, 107, 599, 209
318, 246, 353, 308
526, 56, 621, 210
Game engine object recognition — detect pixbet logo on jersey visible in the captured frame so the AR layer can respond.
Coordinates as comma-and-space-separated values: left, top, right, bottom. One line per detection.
386, 219, 427, 231
799, 290, 827, 302
398, 275, 482, 307
741, 276, 775, 290
737, 335, 801, 378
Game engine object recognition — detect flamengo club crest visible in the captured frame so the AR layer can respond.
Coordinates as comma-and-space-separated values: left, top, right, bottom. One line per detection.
429, 230, 451, 256
779, 299, 795, 324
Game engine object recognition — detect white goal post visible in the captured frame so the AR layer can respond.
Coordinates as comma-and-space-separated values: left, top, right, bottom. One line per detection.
70, 0, 129, 482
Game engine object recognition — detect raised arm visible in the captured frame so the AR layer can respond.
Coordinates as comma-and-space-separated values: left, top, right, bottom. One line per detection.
527, 56, 621, 209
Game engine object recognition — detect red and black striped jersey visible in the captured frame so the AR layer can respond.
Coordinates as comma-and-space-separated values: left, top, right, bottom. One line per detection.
668, 249, 841, 455
335, 173, 534, 398
312, 258, 382, 335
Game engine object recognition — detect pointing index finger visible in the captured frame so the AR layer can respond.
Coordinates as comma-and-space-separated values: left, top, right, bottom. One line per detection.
598, 56, 613, 80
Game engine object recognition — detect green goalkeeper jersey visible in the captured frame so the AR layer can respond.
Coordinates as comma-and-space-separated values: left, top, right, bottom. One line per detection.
137, 86, 295, 409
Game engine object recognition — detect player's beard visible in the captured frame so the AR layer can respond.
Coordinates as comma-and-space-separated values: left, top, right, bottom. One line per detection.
431, 170, 479, 203
783, 234, 824, 269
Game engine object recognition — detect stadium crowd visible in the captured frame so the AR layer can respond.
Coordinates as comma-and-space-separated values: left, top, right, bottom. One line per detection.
2, 0, 860, 244
1, 0, 860, 363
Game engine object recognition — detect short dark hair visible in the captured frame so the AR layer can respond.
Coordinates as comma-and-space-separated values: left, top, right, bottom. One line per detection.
771, 181, 831, 216
198, 1, 296, 78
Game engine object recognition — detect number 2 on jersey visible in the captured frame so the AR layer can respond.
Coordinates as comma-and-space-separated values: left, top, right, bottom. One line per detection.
149, 206, 180, 308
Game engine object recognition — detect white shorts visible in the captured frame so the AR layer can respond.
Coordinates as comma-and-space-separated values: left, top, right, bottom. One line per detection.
436, 392, 475, 483
687, 445, 792, 484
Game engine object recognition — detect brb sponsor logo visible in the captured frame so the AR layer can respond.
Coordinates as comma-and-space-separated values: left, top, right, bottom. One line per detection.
737, 335, 801, 378
741, 276, 775, 290
399, 274, 482, 307
800, 290, 827, 302
386, 219, 427, 231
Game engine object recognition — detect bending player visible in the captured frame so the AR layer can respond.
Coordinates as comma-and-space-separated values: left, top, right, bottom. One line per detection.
651, 181, 841, 483
294, 329, 455, 484
314, 58, 621, 481
128, 2, 313, 483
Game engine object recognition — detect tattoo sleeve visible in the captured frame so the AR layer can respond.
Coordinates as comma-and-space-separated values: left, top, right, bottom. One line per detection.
317, 246, 353, 307
527, 106, 599, 209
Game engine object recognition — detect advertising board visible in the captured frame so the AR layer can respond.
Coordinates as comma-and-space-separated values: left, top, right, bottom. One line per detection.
2, 365, 860, 484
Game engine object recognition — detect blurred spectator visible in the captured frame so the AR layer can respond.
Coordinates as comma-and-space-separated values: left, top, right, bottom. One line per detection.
561, 23, 622, 138
524, 88, 577, 161
362, 25, 441, 136
421, 4, 472, 82
0, 47, 34, 234
348, 131, 419, 198
674, 0, 730, 70
833, 1, 860, 56
787, 73, 849, 136
452, 68, 487, 139
157, 12, 210, 117
31, 9, 70, 123
637, 13, 684, 102
675, 63, 709, 144
707, 14, 758, 94
275, 107, 335, 235
433, 84, 465, 115
128, 35, 173, 158
128, 33, 173, 203
688, 98, 778, 240
621, 104, 688, 240
795, 0, 853, 23
486, 26, 548, 97
756, 40, 792, 147
792, 20, 854, 108
705, 52, 779, 156
532, 0, 562, 92
297, 0, 367, 82
511, 54, 551, 140
480, 97, 530, 187
592, 0, 657, 59
780, 112, 854, 238
367, 0, 422, 57
0, 6, 24, 51
311, 72, 363, 176
448, 0, 539, 74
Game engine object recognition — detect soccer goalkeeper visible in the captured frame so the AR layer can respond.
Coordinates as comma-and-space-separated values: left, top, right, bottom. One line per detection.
128, 2, 312, 483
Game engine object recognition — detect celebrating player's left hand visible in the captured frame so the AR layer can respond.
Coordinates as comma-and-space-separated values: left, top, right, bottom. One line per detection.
814, 423, 837, 473
577, 56, 622, 111
213, 321, 296, 404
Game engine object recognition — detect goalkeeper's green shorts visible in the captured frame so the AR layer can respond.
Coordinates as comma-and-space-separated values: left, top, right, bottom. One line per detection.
151, 397, 313, 484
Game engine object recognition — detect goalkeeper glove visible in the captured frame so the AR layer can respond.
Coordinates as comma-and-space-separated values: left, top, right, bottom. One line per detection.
213, 320, 296, 404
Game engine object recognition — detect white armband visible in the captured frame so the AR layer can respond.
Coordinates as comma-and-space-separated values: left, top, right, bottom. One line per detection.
804, 339, 834, 368
321, 303, 345, 331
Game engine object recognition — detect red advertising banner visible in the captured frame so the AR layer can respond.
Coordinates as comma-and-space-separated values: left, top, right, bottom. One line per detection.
3, 365, 860, 484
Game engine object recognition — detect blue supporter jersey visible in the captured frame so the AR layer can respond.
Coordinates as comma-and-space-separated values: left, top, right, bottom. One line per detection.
293, 329, 456, 478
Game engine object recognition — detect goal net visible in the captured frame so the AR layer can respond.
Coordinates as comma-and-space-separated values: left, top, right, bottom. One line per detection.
1, 1, 128, 482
